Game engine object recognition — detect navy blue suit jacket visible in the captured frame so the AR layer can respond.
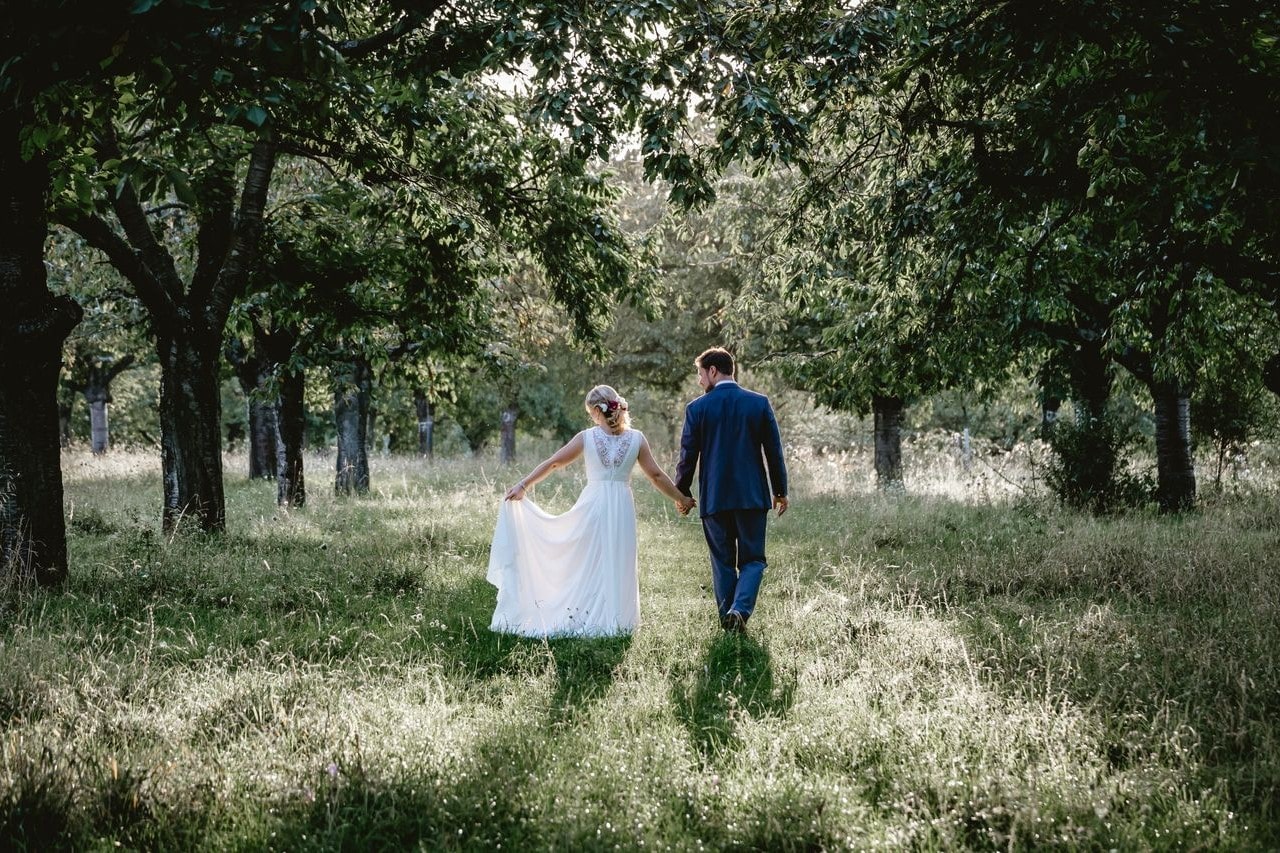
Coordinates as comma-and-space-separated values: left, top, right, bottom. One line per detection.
675, 382, 788, 517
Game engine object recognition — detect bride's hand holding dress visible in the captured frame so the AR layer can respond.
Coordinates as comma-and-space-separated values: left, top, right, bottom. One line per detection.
503, 434, 584, 501
487, 424, 641, 637
487, 394, 690, 638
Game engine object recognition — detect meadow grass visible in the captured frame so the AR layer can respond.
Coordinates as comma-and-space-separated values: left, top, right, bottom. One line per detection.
1, 446, 1277, 850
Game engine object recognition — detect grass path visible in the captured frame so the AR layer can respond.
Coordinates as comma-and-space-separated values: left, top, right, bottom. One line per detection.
1, 451, 1277, 849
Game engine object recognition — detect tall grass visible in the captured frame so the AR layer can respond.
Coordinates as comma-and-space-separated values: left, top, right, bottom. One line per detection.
1, 447, 1277, 850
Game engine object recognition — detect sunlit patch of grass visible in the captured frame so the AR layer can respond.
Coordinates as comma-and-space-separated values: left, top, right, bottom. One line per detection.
0, 448, 1275, 848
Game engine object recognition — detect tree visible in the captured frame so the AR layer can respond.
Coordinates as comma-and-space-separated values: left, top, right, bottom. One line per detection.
8, 0, 882, 580
46, 227, 150, 454
241, 65, 641, 490
882, 0, 1280, 511
695, 0, 1278, 510
226, 334, 279, 480
0, 1, 221, 580
51, 1, 809, 535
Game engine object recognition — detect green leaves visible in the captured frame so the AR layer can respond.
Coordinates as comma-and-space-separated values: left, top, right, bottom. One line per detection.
166, 168, 197, 206
244, 105, 269, 127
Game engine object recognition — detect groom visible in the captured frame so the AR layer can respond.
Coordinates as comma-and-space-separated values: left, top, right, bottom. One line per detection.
675, 347, 788, 633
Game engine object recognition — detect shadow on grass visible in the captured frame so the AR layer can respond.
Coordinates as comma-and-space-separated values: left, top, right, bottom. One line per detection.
850, 527, 1280, 849
411, 572, 633, 722
948, 595, 1280, 846
543, 633, 632, 722
671, 631, 795, 763
0, 708, 547, 852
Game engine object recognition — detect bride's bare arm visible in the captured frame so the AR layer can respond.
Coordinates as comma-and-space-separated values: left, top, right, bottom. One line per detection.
636, 435, 694, 507
505, 433, 585, 500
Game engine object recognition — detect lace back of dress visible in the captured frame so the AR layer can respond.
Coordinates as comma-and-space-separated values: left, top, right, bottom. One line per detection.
590, 427, 636, 477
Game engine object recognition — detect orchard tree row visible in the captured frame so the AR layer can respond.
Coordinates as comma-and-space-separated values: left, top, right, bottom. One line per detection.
1, 0, 778, 584
700, 0, 1278, 513
3, 1, 1277, 585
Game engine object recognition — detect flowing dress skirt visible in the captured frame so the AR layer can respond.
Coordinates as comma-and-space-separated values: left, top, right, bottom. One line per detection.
487, 480, 639, 637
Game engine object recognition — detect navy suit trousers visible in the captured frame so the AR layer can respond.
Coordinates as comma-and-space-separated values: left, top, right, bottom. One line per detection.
701, 509, 769, 618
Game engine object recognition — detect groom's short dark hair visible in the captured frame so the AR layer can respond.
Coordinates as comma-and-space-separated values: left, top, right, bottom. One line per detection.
696, 347, 735, 376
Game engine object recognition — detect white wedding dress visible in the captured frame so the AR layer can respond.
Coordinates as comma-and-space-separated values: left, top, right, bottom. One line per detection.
487, 427, 643, 637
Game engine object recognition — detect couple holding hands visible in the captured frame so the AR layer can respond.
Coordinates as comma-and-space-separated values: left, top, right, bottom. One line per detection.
486, 347, 788, 637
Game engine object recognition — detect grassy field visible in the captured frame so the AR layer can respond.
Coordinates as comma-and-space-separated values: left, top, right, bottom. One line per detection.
1, 447, 1278, 850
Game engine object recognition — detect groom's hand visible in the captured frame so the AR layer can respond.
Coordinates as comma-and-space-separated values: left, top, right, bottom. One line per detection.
773, 495, 789, 517
676, 496, 695, 515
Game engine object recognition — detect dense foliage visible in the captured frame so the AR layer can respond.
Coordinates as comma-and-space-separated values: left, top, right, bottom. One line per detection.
4, 1, 1276, 573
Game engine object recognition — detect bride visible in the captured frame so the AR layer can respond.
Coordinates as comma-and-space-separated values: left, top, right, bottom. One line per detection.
486, 385, 694, 637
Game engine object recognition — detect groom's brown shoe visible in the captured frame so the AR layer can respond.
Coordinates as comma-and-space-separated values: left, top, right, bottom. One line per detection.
722, 610, 747, 633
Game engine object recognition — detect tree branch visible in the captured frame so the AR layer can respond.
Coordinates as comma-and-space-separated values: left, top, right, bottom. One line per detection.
276, 139, 346, 182
1113, 344, 1154, 385
55, 209, 179, 332
326, 4, 447, 60
104, 353, 136, 383
191, 154, 237, 301
1171, 239, 1280, 301
202, 137, 279, 335
1023, 205, 1077, 287
145, 203, 189, 216
917, 252, 969, 345
96, 120, 189, 310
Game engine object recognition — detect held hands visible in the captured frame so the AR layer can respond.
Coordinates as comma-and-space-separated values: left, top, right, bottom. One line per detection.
675, 495, 696, 516
774, 495, 789, 517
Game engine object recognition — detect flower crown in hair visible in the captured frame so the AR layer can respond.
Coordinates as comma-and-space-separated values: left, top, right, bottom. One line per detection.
596, 399, 625, 415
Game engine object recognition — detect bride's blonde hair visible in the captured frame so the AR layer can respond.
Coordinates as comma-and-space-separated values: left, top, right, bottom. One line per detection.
585, 385, 630, 431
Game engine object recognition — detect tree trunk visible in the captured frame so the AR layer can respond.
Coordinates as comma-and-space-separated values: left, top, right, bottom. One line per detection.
86, 388, 111, 455
1264, 352, 1280, 399
414, 390, 435, 460
1057, 337, 1119, 512
1152, 381, 1196, 512
367, 405, 385, 456
500, 404, 518, 466
248, 396, 279, 479
157, 332, 226, 533
872, 394, 904, 490
275, 368, 306, 508
0, 118, 82, 583
81, 356, 134, 456
228, 338, 278, 480
334, 358, 371, 495
1072, 338, 1111, 428
1039, 394, 1061, 440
